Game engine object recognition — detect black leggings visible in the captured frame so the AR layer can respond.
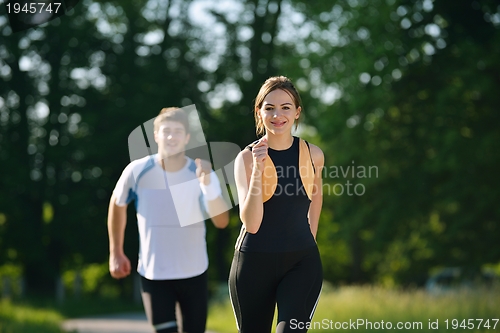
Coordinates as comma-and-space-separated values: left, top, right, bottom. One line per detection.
229, 246, 323, 333
140, 271, 207, 333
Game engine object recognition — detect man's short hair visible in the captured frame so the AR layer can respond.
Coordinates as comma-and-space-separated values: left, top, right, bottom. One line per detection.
154, 107, 190, 133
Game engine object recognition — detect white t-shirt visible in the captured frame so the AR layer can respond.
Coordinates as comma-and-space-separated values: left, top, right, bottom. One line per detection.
113, 155, 220, 280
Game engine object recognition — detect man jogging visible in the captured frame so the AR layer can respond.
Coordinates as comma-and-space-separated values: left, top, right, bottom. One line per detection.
108, 107, 229, 333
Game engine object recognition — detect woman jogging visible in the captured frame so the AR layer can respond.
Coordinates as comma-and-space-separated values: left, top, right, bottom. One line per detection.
229, 76, 324, 332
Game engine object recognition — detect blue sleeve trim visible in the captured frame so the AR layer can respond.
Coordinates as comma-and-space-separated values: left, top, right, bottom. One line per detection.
126, 188, 138, 210
127, 156, 157, 211
188, 159, 197, 173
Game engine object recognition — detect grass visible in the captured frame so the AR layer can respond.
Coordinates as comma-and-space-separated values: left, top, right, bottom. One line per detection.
308, 285, 499, 333
0, 297, 143, 333
207, 300, 238, 333
206, 285, 500, 333
1, 286, 498, 332
0, 298, 63, 333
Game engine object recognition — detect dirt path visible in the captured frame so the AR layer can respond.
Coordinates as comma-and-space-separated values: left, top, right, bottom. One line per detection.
61, 312, 218, 333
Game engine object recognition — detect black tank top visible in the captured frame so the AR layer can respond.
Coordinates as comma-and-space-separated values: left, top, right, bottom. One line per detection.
239, 136, 316, 252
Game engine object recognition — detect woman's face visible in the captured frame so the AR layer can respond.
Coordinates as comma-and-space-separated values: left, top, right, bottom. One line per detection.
258, 89, 301, 136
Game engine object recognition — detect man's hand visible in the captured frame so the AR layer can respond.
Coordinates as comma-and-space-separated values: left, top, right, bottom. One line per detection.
109, 252, 131, 279
195, 158, 212, 185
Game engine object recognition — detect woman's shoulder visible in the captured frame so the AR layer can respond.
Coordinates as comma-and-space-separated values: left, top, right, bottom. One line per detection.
237, 144, 254, 162
244, 139, 260, 151
237, 139, 260, 162
302, 139, 324, 167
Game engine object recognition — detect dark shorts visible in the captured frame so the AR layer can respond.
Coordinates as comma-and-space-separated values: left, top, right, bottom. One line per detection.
140, 270, 208, 333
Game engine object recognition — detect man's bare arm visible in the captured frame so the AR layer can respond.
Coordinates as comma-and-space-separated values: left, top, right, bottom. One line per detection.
108, 194, 131, 279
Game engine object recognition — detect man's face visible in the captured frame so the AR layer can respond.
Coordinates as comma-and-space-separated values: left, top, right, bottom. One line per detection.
154, 121, 190, 157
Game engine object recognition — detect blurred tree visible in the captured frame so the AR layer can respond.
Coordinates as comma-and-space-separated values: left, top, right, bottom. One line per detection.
190, 0, 286, 281
283, 0, 500, 284
1, 0, 498, 295
0, 0, 288, 295
0, 0, 209, 295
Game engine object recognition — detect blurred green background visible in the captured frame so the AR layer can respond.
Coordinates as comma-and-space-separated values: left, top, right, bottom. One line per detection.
0, 0, 499, 331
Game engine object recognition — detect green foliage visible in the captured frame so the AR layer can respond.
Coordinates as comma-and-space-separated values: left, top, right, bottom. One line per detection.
0, 0, 499, 296
0, 299, 64, 333
0, 264, 23, 298
283, 0, 500, 284
206, 285, 500, 333
0, 296, 143, 333
62, 263, 120, 298
309, 285, 500, 333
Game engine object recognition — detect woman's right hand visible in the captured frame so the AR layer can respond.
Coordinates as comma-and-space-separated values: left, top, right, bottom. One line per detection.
252, 137, 268, 173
